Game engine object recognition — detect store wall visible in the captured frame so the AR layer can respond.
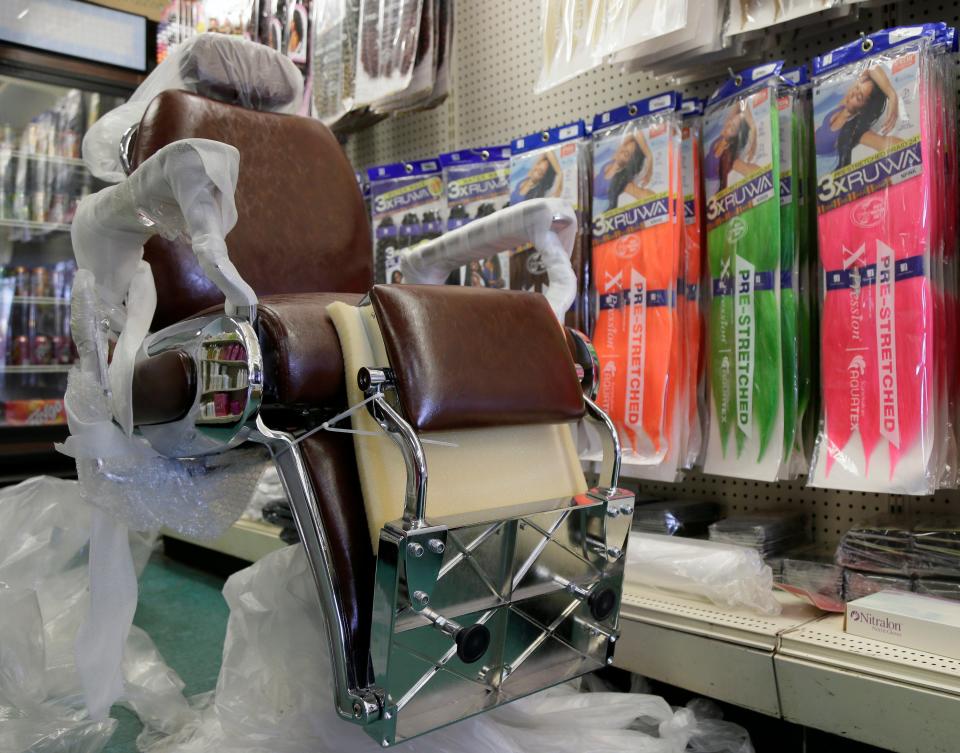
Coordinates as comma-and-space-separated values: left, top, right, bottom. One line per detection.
344, 0, 960, 547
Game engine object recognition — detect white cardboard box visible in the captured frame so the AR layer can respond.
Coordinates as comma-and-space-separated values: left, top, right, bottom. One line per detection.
845, 590, 960, 660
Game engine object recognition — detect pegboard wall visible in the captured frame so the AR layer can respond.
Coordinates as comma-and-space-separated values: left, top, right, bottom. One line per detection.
343, 0, 960, 548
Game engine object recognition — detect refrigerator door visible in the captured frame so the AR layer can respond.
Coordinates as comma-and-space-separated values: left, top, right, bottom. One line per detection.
0, 73, 126, 478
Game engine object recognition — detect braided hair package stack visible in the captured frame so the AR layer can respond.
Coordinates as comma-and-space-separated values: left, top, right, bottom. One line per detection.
589, 92, 685, 481
509, 121, 592, 331
366, 158, 444, 285
809, 25, 956, 494
703, 62, 785, 481
439, 146, 512, 288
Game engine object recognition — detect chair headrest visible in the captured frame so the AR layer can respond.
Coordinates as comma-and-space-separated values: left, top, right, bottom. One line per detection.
83, 33, 303, 182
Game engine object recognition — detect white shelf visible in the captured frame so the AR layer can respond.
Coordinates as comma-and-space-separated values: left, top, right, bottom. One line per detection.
197, 413, 243, 424
163, 518, 287, 563
779, 615, 960, 695
615, 582, 960, 753
2, 364, 72, 374
9, 150, 85, 167
777, 615, 960, 752
12, 296, 68, 305
616, 584, 820, 715
0, 218, 71, 232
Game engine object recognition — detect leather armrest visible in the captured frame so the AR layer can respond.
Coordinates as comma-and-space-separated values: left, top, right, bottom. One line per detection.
132, 350, 196, 426
370, 284, 585, 432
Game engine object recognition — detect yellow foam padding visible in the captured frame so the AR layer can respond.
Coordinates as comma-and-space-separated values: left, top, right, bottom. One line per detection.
326, 301, 588, 550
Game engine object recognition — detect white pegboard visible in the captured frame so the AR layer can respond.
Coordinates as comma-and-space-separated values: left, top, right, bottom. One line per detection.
341, 0, 960, 548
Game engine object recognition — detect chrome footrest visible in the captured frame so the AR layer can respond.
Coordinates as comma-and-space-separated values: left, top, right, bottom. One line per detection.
367, 487, 633, 746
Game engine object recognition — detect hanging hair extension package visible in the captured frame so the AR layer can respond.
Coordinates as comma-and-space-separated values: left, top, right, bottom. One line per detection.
509, 121, 591, 330
727, 0, 843, 37
680, 96, 706, 470
809, 25, 948, 494
589, 92, 685, 481
366, 158, 444, 285
535, 0, 603, 94
703, 62, 785, 482
776, 66, 808, 479
372, 0, 438, 113
440, 146, 511, 288
312, 0, 361, 126
354, 0, 424, 107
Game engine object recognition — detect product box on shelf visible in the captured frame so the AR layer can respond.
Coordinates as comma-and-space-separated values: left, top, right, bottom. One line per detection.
5, 398, 66, 426
845, 590, 960, 660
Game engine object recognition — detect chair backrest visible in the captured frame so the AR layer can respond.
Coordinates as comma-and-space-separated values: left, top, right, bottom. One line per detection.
131, 89, 372, 329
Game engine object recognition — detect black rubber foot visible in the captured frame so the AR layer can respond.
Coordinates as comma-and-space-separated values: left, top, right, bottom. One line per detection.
588, 587, 617, 622
455, 623, 491, 664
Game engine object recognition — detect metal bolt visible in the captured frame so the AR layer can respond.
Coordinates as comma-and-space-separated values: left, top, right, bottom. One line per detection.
407, 542, 424, 558
589, 627, 601, 637
384, 711, 392, 720
353, 702, 363, 718
606, 507, 620, 518
427, 538, 445, 555
607, 546, 623, 559
609, 634, 618, 643
606, 656, 614, 665
412, 590, 430, 608
382, 740, 390, 747
619, 505, 634, 516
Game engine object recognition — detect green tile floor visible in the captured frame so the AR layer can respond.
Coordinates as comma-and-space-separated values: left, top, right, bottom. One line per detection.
105, 552, 231, 753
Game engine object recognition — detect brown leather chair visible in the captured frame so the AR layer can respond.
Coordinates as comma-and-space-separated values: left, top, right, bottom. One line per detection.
123, 85, 629, 746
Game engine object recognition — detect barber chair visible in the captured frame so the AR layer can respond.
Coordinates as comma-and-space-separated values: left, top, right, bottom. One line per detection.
79, 37, 631, 747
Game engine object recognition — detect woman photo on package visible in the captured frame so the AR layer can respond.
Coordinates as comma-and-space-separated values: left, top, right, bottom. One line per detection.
511, 150, 563, 202
815, 66, 902, 169
595, 131, 655, 211
705, 105, 760, 190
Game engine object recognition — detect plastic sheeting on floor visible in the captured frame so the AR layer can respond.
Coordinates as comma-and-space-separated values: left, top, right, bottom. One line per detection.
0, 476, 753, 753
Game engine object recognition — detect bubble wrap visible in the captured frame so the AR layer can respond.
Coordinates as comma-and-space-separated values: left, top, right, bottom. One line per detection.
64, 368, 268, 540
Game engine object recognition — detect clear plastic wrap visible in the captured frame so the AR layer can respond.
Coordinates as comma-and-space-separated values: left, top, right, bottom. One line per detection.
535, 0, 603, 94
703, 63, 786, 481
914, 577, 960, 603
596, 0, 691, 62
709, 511, 807, 557
776, 71, 804, 479
0, 476, 188, 753
139, 543, 755, 753
508, 121, 592, 330
809, 26, 944, 494
401, 197, 578, 323
625, 531, 782, 615
835, 517, 960, 578
354, 0, 425, 108
775, 556, 844, 611
842, 569, 912, 601
372, 0, 438, 113
631, 498, 721, 537
65, 134, 261, 719
420, 0, 453, 110
589, 92, 684, 480
727, 0, 841, 36
312, 0, 362, 126
83, 33, 302, 183
680, 97, 706, 469
367, 158, 444, 284
610, 1, 722, 69
439, 146, 511, 287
